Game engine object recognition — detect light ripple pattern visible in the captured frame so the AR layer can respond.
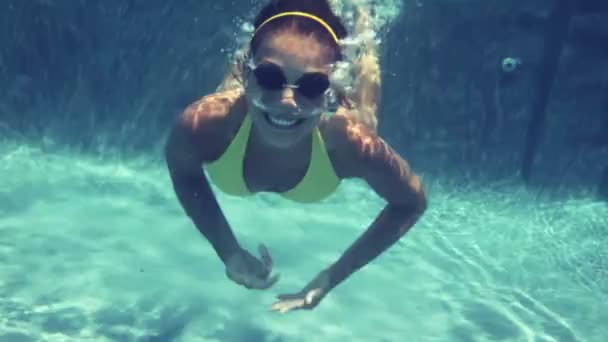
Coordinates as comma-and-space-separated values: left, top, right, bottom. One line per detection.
1, 145, 607, 341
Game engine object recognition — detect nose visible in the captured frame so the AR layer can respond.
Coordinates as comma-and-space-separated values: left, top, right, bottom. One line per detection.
279, 87, 298, 111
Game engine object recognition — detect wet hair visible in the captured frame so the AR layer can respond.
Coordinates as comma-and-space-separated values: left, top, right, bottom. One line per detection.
249, 0, 348, 62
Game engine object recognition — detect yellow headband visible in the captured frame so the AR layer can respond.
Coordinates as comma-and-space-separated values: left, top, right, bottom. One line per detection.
253, 11, 339, 44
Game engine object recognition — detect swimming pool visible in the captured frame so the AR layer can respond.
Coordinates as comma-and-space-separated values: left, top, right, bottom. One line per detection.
1, 0, 607, 340
1, 144, 606, 341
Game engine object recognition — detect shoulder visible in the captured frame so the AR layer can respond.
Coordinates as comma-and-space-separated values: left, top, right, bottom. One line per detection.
319, 109, 385, 179
320, 111, 426, 208
179, 88, 245, 135
166, 88, 246, 164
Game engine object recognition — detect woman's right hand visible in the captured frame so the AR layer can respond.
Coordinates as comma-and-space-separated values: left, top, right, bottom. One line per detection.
225, 244, 280, 289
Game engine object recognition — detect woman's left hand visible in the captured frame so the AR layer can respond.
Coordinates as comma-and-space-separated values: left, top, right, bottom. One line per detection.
270, 269, 331, 313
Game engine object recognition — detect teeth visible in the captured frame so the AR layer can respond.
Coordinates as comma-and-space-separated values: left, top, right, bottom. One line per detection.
266, 114, 298, 127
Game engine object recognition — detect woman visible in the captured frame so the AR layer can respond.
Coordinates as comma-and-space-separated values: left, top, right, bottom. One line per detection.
165, 0, 427, 313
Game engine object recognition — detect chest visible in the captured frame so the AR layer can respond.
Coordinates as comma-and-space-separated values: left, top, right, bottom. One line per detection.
242, 145, 311, 193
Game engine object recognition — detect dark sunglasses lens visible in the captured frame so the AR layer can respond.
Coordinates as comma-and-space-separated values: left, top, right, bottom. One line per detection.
253, 63, 285, 90
297, 73, 330, 98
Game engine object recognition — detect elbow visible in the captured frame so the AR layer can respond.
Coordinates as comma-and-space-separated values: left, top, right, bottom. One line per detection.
387, 189, 427, 219
399, 186, 427, 218
415, 187, 428, 214
164, 132, 176, 169
405, 176, 428, 216
387, 178, 428, 217
396, 191, 426, 220
164, 128, 180, 166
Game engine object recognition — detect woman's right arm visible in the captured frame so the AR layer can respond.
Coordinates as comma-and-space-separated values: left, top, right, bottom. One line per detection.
164, 107, 241, 264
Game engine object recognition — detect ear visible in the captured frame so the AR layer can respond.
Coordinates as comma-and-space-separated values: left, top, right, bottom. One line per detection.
233, 50, 253, 87
324, 87, 340, 113
241, 50, 256, 74
334, 88, 355, 110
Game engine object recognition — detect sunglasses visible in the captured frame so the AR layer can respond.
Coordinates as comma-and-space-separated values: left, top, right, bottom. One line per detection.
246, 60, 331, 99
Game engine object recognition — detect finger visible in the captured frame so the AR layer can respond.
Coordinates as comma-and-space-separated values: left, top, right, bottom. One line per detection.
305, 288, 323, 305
262, 273, 280, 289
253, 273, 280, 290
258, 244, 273, 270
270, 298, 305, 313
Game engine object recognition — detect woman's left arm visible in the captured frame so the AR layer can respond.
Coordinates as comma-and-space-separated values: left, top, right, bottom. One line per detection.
326, 132, 428, 291
270, 120, 427, 313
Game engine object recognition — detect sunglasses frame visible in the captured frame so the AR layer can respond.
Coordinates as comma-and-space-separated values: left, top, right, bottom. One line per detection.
244, 58, 333, 100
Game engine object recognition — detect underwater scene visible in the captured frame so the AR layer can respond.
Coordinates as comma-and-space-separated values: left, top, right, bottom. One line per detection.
1, 1, 607, 341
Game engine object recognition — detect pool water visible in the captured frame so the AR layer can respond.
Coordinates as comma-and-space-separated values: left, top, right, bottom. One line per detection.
1, 144, 606, 341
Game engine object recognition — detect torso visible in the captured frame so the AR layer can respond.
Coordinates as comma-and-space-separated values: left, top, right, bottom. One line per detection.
243, 139, 312, 193
186, 89, 367, 193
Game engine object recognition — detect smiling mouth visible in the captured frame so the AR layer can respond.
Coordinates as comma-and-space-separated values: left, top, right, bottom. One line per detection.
263, 112, 306, 129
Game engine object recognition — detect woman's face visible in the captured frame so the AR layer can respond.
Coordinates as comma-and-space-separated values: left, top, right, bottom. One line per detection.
244, 31, 334, 148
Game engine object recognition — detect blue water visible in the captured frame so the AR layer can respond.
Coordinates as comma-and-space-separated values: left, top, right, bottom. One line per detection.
1, 142, 606, 341
2, 0, 608, 341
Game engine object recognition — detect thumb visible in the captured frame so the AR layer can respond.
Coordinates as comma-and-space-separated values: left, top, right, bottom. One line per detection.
258, 244, 273, 269
305, 288, 324, 304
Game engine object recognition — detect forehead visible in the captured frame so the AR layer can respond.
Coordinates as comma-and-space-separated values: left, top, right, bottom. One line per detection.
254, 31, 333, 74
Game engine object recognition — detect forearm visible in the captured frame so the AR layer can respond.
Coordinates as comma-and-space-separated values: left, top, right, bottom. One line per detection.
171, 174, 241, 263
327, 203, 425, 290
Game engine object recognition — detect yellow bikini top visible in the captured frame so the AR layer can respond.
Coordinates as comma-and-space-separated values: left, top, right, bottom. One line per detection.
205, 115, 341, 203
